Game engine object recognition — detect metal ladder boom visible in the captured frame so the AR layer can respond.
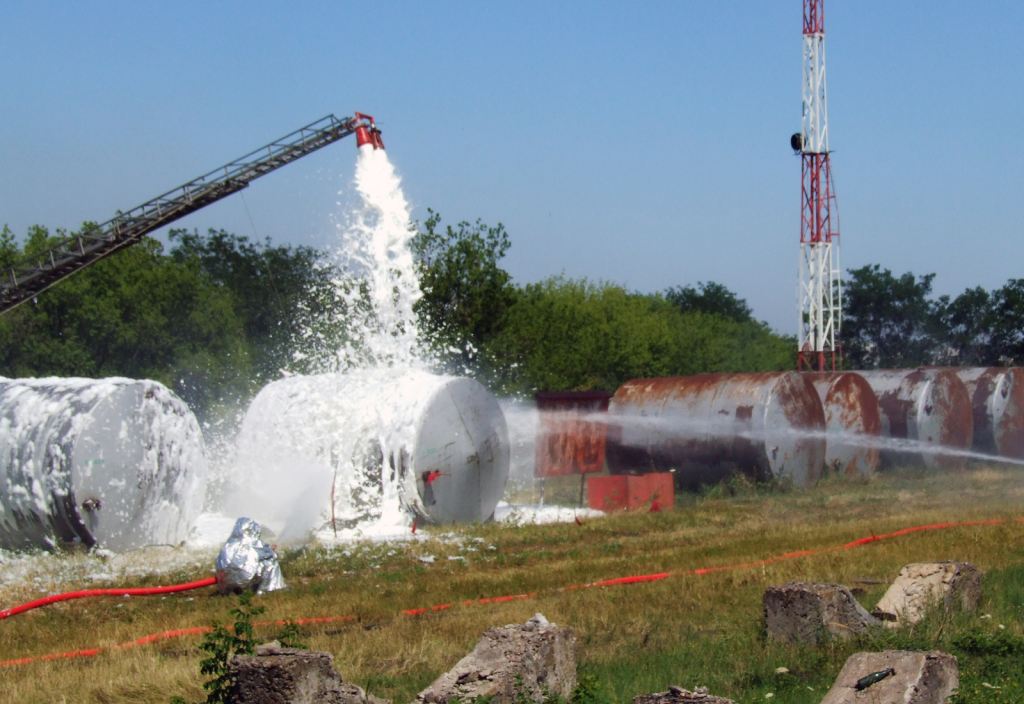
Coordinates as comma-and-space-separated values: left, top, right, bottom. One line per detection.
0, 113, 365, 315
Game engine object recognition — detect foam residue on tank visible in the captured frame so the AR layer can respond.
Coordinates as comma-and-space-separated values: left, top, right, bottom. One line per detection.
0, 377, 207, 551
226, 144, 457, 541
230, 368, 456, 541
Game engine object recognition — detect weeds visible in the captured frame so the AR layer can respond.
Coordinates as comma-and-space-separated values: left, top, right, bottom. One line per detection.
3, 465, 1024, 704
171, 592, 307, 704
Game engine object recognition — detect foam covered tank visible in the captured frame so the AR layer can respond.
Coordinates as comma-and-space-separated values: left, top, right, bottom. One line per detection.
233, 370, 509, 532
805, 372, 881, 478
0, 377, 207, 552
953, 367, 1024, 459
856, 369, 972, 470
606, 372, 827, 490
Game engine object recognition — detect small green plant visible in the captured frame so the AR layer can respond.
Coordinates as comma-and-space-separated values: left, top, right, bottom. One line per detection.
953, 631, 1024, 657
171, 593, 307, 704
512, 675, 533, 704
275, 620, 307, 650
196, 592, 264, 703
570, 674, 602, 704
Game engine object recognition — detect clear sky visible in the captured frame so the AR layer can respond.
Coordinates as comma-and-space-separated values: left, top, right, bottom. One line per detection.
2, 1, 1022, 333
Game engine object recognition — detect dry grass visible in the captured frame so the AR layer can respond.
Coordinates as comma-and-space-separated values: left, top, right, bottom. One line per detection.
2, 465, 1024, 703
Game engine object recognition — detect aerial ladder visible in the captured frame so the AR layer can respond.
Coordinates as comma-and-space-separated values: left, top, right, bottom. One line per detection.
0, 112, 384, 315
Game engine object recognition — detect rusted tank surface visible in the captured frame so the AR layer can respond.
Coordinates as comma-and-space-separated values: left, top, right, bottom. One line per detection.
534, 391, 613, 477
953, 367, 1024, 459
805, 373, 881, 478
606, 372, 826, 490
856, 369, 973, 470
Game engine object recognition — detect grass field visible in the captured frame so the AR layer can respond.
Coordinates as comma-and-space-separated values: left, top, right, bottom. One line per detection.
2, 466, 1024, 703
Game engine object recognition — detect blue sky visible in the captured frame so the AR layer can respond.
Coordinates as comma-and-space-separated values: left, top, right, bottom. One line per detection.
2, 1, 1022, 333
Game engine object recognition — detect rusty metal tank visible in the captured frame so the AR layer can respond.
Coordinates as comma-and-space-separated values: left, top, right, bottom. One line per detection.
805, 373, 881, 478
856, 369, 973, 470
953, 367, 1024, 459
0, 377, 207, 552
534, 391, 613, 478
606, 372, 827, 490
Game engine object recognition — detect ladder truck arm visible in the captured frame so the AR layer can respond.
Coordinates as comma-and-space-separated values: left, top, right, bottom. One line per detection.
0, 112, 384, 315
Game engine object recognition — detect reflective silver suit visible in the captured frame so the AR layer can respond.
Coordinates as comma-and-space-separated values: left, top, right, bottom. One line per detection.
215, 517, 286, 594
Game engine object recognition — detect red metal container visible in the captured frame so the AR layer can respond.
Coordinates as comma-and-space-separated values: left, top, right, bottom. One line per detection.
856, 369, 972, 470
953, 367, 1024, 459
606, 373, 826, 490
534, 391, 613, 478
587, 473, 674, 512
805, 372, 881, 478
354, 113, 385, 150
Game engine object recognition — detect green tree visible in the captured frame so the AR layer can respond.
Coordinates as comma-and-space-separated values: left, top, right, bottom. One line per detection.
0, 225, 18, 268
485, 277, 793, 395
987, 279, 1024, 366
665, 281, 754, 323
931, 286, 994, 365
0, 225, 251, 414
168, 228, 335, 383
842, 264, 937, 369
412, 210, 517, 371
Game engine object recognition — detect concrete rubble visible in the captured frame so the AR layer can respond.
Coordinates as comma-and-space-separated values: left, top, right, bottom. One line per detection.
634, 685, 736, 704
820, 650, 959, 704
764, 581, 879, 644
873, 562, 982, 626
416, 614, 577, 704
229, 641, 390, 704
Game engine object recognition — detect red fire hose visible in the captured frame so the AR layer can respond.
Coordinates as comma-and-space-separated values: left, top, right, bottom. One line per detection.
0, 576, 217, 620
1, 517, 1021, 667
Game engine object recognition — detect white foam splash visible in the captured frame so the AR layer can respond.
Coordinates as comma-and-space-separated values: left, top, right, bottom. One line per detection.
220, 145, 460, 542
293, 145, 429, 374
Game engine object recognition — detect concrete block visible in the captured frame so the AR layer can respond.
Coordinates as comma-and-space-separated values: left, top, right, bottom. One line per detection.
416, 614, 576, 704
873, 562, 982, 626
819, 650, 958, 704
764, 581, 879, 644
229, 641, 389, 704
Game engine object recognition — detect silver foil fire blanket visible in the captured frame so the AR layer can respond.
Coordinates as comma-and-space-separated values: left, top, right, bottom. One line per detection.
216, 518, 286, 594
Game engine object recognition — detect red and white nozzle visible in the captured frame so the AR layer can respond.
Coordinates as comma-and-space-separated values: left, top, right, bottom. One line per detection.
354, 112, 385, 150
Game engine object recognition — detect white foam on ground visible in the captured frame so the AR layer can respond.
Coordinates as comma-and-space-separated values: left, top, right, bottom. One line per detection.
494, 502, 604, 526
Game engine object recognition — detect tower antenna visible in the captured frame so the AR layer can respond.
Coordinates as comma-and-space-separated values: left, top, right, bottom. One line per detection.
794, 0, 841, 371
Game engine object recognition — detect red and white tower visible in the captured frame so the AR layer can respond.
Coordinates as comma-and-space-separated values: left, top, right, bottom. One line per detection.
795, 0, 841, 371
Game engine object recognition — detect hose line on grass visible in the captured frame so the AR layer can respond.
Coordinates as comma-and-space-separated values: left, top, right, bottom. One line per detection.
2, 517, 1021, 667
0, 576, 218, 620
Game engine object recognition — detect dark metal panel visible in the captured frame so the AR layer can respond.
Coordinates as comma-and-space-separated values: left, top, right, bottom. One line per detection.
534, 391, 613, 478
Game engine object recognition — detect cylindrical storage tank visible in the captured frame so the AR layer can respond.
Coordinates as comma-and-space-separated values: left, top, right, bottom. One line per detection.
606, 372, 827, 490
232, 369, 509, 535
805, 373, 882, 478
856, 369, 973, 470
0, 377, 207, 552
953, 367, 1024, 459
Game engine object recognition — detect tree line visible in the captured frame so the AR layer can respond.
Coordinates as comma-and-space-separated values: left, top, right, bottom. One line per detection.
842, 264, 1024, 369
0, 216, 792, 415
4, 215, 1010, 418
